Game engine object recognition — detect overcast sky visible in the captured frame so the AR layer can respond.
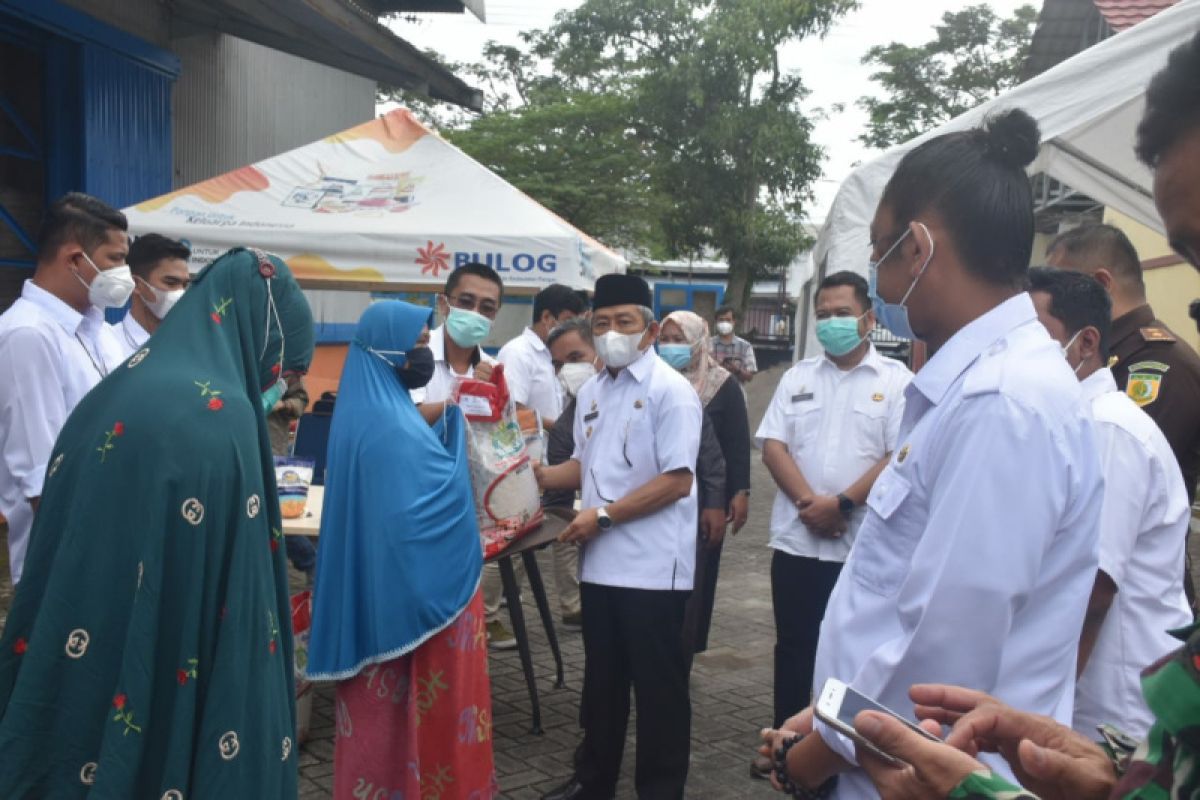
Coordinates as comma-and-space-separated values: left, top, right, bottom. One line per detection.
386, 1, 1035, 223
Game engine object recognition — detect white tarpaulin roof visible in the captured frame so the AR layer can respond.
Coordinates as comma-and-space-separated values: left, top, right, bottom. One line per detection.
804, 0, 1200, 357
124, 109, 626, 292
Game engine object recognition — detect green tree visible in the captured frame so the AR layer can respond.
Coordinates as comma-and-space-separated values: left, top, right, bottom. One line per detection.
858, 4, 1038, 149
382, 1, 856, 313
445, 91, 667, 251
534, 0, 856, 313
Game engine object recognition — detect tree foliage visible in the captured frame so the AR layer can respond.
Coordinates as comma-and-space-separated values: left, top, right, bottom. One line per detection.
445, 91, 666, 252
858, 4, 1038, 149
381, 0, 858, 313
540, 0, 855, 312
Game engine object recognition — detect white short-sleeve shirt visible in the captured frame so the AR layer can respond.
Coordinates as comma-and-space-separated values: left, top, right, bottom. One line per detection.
0, 281, 125, 582
410, 325, 497, 405
755, 344, 912, 561
812, 294, 1103, 797
497, 326, 563, 422
111, 312, 150, 359
571, 347, 702, 591
1073, 367, 1192, 740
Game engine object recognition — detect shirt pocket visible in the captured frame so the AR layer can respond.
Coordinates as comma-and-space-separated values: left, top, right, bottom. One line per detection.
850, 467, 919, 597
785, 401, 824, 450
850, 398, 889, 457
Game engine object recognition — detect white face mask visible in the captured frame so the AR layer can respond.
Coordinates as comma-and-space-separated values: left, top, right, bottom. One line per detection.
74, 252, 135, 309
558, 361, 596, 397
138, 278, 185, 321
1061, 329, 1085, 375
595, 329, 646, 369
716, 321, 734, 336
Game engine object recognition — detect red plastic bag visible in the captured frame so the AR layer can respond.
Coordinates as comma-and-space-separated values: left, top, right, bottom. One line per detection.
291, 589, 314, 742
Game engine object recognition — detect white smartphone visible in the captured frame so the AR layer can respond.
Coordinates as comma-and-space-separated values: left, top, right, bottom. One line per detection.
813, 678, 941, 767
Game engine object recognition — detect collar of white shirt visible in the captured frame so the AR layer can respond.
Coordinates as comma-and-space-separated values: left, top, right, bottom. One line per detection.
818, 341, 884, 374
21, 279, 103, 338
910, 293, 1036, 406
601, 344, 657, 385
1079, 366, 1117, 403
522, 325, 547, 352
122, 312, 150, 343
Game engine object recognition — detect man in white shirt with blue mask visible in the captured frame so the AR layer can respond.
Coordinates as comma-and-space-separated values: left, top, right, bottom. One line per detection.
112, 233, 192, 357
763, 110, 1103, 799
410, 262, 518, 647
755, 270, 911, 774
1028, 266, 1191, 742
0, 193, 129, 582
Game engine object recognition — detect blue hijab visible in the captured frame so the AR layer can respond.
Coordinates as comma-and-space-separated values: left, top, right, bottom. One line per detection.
307, 300, 482, 680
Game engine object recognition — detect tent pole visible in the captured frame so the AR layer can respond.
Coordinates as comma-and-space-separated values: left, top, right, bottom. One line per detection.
1044, 139, 1155, 201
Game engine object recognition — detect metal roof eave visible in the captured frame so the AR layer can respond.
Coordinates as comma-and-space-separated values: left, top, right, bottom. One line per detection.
367, 0, 486, 21
167, 0, 483, 110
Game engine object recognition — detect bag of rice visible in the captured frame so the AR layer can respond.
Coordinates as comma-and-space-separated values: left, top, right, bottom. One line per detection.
452, 363, 544, 559
275, 456, 314, 519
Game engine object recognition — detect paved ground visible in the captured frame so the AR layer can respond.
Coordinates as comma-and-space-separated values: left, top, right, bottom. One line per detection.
4, 363, 1200, 799
294, 367, 790, 799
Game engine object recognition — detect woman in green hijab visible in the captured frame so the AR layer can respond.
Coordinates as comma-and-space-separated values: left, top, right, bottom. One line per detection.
0, 247, 314, 798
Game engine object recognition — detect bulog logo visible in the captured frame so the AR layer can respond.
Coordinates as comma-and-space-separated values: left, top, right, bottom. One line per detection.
453, 251, 557, 273
419, 242, 559, 276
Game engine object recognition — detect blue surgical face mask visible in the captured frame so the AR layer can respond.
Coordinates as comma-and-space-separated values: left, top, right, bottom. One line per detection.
659, 343, 693, 370
816, 314, 868, 357
868, 223, 935, 341
444, 307, 492, 348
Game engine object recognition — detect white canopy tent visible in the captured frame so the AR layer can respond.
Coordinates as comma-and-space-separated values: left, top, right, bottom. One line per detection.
126, 108, 625, 291
800, 0, 1200, 358
125, 108, 626, 342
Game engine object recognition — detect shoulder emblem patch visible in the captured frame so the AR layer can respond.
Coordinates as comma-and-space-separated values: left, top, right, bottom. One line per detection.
1126, 360, 1170, 374
1127, 372, 1163, 407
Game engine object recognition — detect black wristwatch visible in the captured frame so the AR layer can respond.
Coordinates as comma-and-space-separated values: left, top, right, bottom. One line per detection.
836, 494, 855, 517
596, 506, 614, 530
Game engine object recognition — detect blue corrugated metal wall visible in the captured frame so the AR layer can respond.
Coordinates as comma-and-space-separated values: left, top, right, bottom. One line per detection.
79, 43, 172, 209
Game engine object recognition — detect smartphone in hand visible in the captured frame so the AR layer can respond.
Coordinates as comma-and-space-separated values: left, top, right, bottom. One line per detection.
813, 678, 941, 767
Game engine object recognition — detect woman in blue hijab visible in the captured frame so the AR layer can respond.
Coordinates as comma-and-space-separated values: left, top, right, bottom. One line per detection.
307, 300, 496, 799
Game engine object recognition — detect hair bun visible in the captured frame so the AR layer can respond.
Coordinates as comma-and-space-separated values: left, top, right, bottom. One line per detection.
983, 108, 1040, 169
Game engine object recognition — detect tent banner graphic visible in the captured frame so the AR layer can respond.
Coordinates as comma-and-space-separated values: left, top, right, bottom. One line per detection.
125, 110, 625, 289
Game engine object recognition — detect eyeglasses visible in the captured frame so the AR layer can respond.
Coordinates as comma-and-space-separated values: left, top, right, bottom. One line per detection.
445, 292, 499, 319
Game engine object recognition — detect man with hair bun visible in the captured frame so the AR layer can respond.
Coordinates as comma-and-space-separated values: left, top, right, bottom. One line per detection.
793, 32, 1200, 800
763, 109, 1103, 799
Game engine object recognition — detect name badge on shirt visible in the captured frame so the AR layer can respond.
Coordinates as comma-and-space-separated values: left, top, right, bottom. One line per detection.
791, 392, 814, 403
583, 411, 599, 422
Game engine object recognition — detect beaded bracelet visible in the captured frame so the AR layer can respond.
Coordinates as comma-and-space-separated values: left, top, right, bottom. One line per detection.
772, 735, 838, 799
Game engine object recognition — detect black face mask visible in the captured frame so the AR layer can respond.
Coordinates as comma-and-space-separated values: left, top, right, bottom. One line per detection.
396, 346, 435, 390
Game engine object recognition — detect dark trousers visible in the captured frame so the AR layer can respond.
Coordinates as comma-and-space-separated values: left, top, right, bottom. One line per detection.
576, 582, 691, 800
683, 536, 724, 655
771, 550, 843, 728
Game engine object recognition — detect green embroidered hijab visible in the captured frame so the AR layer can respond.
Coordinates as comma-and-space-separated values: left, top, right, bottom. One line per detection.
0, 248, 314, 798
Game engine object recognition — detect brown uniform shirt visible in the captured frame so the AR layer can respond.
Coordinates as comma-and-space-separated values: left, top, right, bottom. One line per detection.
1109, 303, 1200, 503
